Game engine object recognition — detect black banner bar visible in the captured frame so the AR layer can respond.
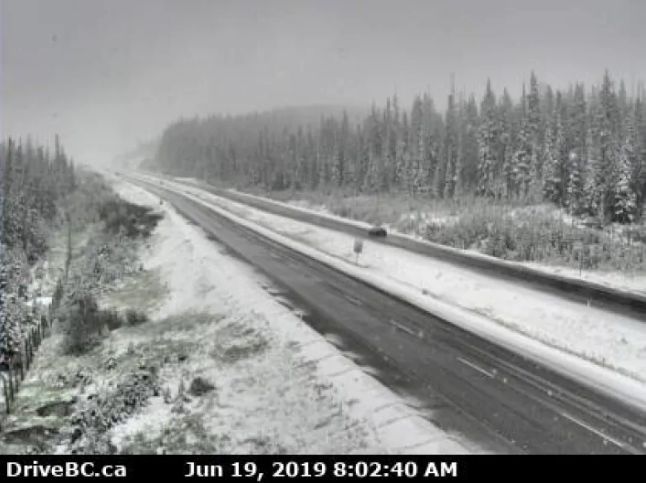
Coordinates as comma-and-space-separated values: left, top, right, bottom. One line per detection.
0, 455, 642, 482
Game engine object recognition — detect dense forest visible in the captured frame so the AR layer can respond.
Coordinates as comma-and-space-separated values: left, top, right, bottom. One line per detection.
0, 137, 76, 364
154, 72, 646, 225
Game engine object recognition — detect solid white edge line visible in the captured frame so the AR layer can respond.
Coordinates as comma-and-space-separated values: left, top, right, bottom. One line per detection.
388, 319, 418, 337
561, 412, 625, 449
457, 357, 495, 379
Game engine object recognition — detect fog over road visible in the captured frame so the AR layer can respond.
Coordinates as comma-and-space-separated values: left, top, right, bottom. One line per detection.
126, 175, 646, 454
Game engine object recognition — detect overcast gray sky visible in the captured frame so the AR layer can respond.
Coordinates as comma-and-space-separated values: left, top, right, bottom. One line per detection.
1, 0, 645, 165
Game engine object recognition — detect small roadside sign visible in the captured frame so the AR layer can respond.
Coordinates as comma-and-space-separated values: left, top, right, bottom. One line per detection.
353, 239, 363, 265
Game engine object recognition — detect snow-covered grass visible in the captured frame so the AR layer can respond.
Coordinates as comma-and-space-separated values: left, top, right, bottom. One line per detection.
522, 262, 646, 294
426, 204, 646, 278
243, 187, 460, 235
145, 176, 646, 411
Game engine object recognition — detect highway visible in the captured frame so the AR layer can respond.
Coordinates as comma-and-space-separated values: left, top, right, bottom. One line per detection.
164, 174, 646, 318
127, 176, 646, 454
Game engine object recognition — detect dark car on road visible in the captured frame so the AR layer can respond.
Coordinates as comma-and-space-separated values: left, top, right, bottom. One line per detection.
368, 226, 387, 237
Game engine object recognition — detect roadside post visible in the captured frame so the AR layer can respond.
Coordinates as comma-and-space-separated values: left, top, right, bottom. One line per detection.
573, 241, 584, 277
353, 239, 363, 265
589, 243, 602, 271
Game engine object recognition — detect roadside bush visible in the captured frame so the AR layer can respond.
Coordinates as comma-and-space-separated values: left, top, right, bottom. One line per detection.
98, 198, 162, 238
61, 293, 146, 353
51, 279, 64, 313
61, 303, 148, 344
61, 293, 105, 355
211, 323, 269, 363
624, 225, 646, 244
125, 309, 148, 326
71, 368, 160, 453
100, 310, 124, 331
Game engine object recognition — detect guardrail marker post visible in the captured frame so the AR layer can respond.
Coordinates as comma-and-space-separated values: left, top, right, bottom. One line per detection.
1, 374, 10, 414
18, 351, 24, 381
25, 339, 31, 370
24, 341, 28, 371
14, 361, 20, 391
7, 364, 15, 402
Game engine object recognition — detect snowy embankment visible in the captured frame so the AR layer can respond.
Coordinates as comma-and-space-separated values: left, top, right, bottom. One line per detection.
521, 261, 646, 295
142, 176, 646, 411
113, 179, 480, 454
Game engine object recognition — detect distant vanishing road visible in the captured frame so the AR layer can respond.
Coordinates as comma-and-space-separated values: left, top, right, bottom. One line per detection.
126, 175, 646, 454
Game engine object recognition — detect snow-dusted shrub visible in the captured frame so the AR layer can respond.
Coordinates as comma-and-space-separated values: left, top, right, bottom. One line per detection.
75, 235, 140, 291
51, 279, 64, 313
61, 293, 105, 355
71, 430, 117, 455
125, 309, 148, 326
70, 368, 160, 452
101, 310, 124, 331
118, 414, 228, 454
188, 376, 215, 396
98, 198, 162, 238
211, 323, 269, 363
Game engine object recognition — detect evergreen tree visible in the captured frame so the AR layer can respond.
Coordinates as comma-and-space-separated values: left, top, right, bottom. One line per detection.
597, 71, 622, 220
408, 96, 424, 195
477, 80, 497, 197
563, 84, 588, 212
542, 112, 563, 203
0, 134, 77, 362
363, 106, 384, 192
457, 95, 479, 196
443, 89, 460, 198
526, 72, 543, 198
394, 111, 409, 190
514, 86, 532, 197
630, 99, 645, 210
614, 138, 637, 223
499, 89, 516, 197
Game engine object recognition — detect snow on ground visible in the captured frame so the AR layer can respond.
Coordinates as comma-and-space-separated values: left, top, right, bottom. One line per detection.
286, 199, 334, 216
112, 179, 480, 454
522, 261, 646, 295
143, 177, 646, 410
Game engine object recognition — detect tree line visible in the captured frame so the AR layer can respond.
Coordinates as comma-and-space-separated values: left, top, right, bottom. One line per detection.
0, 136, 76, 364
154, 71, 646, 224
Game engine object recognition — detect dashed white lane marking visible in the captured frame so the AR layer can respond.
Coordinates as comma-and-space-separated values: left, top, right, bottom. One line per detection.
457, 356, 495, 379
343, 293, 363, 306
561, 412, 625, 449
389, 319, 417, 337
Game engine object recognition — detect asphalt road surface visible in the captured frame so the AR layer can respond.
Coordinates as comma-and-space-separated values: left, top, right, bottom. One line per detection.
128, 176, 646, 454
